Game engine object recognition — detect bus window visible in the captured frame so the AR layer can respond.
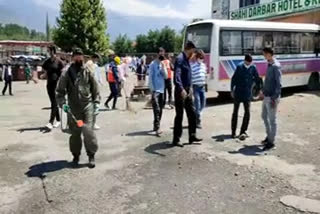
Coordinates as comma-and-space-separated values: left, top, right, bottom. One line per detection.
301, 33, 315, 54
185, 23, 213, 53
243, 31, 254, 54
220, 31, 242, 56
274, 32, 291, 54
290, 33, 301, 54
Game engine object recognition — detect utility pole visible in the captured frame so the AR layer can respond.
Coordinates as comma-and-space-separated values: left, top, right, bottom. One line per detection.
46, 12, 50, 41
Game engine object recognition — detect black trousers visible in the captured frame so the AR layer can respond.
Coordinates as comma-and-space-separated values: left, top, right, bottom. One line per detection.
47, 82, 60, 124
173, 88, 197, 141
105, 82, 118, 108
152, 92, 164, 131
231, 100, 250, 135
164, 79, 173, 106
2, 79, 12, 95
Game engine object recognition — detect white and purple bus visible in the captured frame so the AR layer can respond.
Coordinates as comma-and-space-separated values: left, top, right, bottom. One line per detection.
185, 19, 320, 98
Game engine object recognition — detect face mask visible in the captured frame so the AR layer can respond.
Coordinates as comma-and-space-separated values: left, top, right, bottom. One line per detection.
244, 63, 251, 69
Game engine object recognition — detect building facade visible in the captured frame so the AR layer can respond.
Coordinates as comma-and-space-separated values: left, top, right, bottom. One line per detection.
0, 40, 53, 59
212, 0, 320, 24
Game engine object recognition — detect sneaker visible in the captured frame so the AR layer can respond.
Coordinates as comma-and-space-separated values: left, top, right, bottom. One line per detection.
239, 133, 247, 141
88, 155, 95, 169
169, 104, 174, 109
261, 137, 269, 145
156, 130, 163, 137
94, 124, 100, 130
263, 143, 276, 151
196, 123, 202, 129
46, 123, 53, 130
53, 121, 61, 128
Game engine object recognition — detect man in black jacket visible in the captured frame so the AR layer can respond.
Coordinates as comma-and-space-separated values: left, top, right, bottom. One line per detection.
231, 54, 260, 140
2, 60, 13, 96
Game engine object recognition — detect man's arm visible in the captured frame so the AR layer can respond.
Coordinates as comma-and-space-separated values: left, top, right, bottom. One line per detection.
55, 70, 68, 108
89, 70, 100, 105
148, 63, 154, 91
174, 59, 184, 92
271, 66, 282, 100
112, 66, 120, 83
231, 66, 240, 91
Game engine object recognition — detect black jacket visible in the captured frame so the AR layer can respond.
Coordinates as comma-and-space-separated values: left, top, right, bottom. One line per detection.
231, 63, 260, 102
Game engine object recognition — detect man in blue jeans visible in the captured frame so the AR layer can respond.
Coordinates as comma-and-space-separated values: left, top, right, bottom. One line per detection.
190, 49, 207, 129
149, 53, 168, 136
261, 47, 282, 151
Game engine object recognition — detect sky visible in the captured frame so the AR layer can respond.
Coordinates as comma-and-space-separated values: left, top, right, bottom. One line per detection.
0, 0, 212, 41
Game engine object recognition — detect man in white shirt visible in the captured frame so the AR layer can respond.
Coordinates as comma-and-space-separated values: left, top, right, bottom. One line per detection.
2, 60, 13, 96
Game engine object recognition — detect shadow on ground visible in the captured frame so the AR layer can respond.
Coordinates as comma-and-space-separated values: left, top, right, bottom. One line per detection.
41, 107, 51, 110
229, 145, 263, 156
212, 134, 233, 142
144, 141, 173, 157
126, 130, 156, 137
17, 126, 51, 133
25, 160, 87, 178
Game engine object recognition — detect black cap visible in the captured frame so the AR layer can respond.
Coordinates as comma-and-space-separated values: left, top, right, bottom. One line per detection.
185, 41, 196, 50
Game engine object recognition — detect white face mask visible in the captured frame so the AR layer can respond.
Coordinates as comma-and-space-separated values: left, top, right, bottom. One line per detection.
244, 63, 251, 69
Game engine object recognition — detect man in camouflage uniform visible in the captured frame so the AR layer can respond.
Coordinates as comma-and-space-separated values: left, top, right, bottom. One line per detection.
56, 49, 100, 168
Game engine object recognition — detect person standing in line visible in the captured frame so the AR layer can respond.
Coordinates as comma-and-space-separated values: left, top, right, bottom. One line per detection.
172, 41, 203, 147
2, 60, 13, 96
149, 53, 168, 136
136, 58, 148, 82
105, 56, 120, 110
24, 63, 31, 84
231, 54, 260, 140
190, 49, 207, 129
56, 49, 100, 168
159, 47, 174, 109
85, 53, 102, 130
261, 47, 282, 151
42, 46, 64, 130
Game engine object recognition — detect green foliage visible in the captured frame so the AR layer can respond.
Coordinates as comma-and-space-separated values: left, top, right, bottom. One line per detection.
0, 23, 46, 41
112, 34, 134, 56
134, 26, 184, 53
53, 0, 109, 55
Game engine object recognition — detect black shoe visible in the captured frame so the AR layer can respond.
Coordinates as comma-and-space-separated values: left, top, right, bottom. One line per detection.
172, 139, 184, 148
189, 136, 203, 144
10, 94, 13, 96
88, 155, 95, 169
196, 123, 202, 129
261, 137, 268, 145
72, 155, 80, 165
263, 143, 276, 151
104, 103, 110, 110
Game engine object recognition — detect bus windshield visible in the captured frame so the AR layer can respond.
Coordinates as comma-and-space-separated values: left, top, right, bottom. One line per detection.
185, 23, 213, 53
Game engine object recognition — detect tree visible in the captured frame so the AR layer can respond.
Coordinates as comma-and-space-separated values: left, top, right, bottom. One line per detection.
0, 23, 46, 41
53, 0, 109, 54
113, 34, 134, 56
135, 34, 149, 53
157, 26, 176, 52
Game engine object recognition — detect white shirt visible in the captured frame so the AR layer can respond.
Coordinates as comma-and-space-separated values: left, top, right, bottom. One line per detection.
7, 66, 12, 76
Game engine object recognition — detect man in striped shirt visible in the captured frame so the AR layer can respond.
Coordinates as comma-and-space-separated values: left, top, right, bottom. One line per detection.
190, 49, 207, 129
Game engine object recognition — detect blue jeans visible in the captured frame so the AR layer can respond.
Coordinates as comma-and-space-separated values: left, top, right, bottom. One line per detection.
193, 85, 206, 122
262, 97, 280, 144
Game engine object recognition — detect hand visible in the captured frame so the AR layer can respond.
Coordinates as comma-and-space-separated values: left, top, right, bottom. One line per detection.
94, 104, 100, 115
259, 91, 264, 100
63, 104, 70, 113
181, 89, 187, 100
271, 99, 276, 109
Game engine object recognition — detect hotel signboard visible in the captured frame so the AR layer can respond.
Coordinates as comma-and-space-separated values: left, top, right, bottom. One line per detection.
230, 0, 320, 20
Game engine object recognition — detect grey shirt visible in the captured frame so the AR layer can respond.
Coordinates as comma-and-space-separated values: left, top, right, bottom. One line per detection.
263, 59, 282, 100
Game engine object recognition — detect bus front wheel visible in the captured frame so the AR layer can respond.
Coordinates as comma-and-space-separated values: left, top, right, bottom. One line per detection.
308, 72, 320, 90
